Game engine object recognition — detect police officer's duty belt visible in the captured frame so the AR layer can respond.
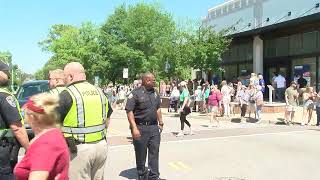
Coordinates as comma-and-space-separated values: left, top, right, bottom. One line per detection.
61, 123, 106, 134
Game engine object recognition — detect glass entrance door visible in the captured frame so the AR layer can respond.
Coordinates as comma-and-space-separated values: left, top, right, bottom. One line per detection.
264, 60, 291, 86
264, 61, 291, 99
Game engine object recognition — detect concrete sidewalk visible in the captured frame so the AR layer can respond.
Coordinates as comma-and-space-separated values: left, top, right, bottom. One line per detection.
161, 106, 318, 126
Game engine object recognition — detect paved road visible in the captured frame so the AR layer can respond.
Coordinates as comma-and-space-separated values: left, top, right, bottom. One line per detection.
104, 109, 320, 180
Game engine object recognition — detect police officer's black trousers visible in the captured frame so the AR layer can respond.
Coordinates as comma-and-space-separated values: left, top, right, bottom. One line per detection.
0, 144, 14, 180
133, 125, 161, 180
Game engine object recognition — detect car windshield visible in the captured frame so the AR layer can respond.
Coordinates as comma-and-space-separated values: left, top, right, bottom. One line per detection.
16, 83, 49, 100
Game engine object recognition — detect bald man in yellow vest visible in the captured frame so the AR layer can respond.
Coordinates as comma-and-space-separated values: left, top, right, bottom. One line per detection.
58, 62, 112, 180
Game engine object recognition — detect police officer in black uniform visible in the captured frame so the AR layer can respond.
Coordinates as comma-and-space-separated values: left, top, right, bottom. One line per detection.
0, 61, 29, 179
125, 72, 165, 180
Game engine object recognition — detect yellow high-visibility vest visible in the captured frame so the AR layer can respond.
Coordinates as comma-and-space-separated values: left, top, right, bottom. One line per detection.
49, 86, 65, 96
61, 82, 108, 143
0, 88, 24, 126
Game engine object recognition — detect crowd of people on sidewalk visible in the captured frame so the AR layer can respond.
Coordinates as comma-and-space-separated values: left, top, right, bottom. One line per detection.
159, 73, 266, 128
99, 70, 320, 134
155, 72, 320, 128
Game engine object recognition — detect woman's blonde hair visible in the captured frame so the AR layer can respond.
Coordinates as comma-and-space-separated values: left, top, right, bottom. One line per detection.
221, 80, 227, 86
27, 93, 60, 126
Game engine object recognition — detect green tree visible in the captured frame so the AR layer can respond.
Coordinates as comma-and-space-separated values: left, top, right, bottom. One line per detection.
36, 3, 230, 83
38, 22, 103, 82
100, 3, 181, 82
0, 51, 29, 89
0, 51, 12, 65
191, 26, 231, 73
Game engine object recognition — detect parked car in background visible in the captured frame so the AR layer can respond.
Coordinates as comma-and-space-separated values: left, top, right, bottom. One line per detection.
14, 80, 49, 137
15, 80, 49, 107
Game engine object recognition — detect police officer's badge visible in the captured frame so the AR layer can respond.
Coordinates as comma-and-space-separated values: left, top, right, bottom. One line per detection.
128, 93, 133, 99
6, 96, 16, 107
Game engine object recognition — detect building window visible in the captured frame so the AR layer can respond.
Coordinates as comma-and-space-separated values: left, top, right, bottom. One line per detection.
228, 4, 234, 12
223, 42, 252, 63
235, 0, 240, 9
241, 0, 247, 7
239, 63, 253, 76
292, 57, 317, 88
276, 36, 289, 57
265, 39, 276, 58
289, 34, 302, 55
302, 31, 317, 54
223, 6, 228, 14
223, 65, 237, 81
216, 8, 221, 16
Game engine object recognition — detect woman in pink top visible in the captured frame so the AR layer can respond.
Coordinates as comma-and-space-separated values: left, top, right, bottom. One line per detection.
14, 93, 69, 180
207, 86, 222, 127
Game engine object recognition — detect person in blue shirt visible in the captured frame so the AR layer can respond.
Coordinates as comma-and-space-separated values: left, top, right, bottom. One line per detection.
258, 73, 265, 93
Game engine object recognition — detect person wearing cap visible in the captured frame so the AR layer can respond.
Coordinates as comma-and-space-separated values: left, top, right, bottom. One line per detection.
58, 62, 112, 180
49, 69, 65, 96
176, 81, 193, 137
284, 81, 299, 125
0, 61, 29, 180
14, 93, 69, 180
125, 72, 165, 180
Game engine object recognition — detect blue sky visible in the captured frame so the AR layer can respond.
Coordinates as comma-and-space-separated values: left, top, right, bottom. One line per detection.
0, 0, 224, 74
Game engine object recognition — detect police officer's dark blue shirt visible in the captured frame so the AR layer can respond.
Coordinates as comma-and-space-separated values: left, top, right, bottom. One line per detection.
0, 91, 21, 128
125, 86, 161, 123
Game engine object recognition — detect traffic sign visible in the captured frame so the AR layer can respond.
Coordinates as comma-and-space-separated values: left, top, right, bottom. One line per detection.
123, 68, 128, 78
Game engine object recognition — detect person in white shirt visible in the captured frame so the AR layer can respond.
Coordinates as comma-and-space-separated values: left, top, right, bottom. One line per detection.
221, 80, 231, 117
273, 73, 286, 102
170, 86, 180, 112
118, 86, 126, 109
194, 86, 202, 112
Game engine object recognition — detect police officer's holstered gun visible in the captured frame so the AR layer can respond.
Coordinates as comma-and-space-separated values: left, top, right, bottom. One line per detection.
65, 137, 78, 154
9, 138, 21, 168
0, 130, 21, 169
0, 129, 12, 175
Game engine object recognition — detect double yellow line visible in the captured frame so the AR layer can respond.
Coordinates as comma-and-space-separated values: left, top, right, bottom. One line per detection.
168, 161, 192, 171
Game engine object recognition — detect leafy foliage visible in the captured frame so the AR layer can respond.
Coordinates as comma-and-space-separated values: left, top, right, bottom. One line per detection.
36, 3, 230, 83
0, 51, 12, 64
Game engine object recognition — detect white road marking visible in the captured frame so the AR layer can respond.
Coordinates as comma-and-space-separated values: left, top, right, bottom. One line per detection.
108, 129, 311, 149
18, 130, 311, 160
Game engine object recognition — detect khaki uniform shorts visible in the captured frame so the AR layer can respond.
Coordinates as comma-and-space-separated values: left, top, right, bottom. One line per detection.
69, 140, 108, 180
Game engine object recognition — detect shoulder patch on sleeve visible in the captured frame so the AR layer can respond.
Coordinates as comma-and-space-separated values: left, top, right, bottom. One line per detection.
6, 96, 16, 108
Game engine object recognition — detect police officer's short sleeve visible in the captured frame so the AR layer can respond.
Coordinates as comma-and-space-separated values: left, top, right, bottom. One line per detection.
0, 95, 21, 124
125, 92, 136, 112
58, 90, 73, 121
